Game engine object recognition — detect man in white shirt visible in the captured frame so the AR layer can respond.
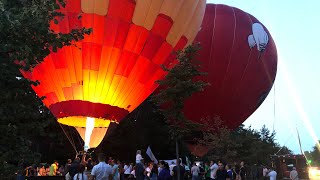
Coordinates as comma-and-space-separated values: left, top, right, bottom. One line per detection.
124, 163, 132, 179
91, 153, 113, 180
290, 167, 298, 180
210, 161, 218, 179
262, 166, 268, 180
136, 150, 143, 163
191, 163, 200, 180
267, 168, 277, 180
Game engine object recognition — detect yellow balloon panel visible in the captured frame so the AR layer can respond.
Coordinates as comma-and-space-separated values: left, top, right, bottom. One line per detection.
76, 127, 108, 148
57, 117, 112, 128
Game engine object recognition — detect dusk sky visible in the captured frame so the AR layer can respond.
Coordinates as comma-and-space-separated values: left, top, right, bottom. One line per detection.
207, 0, 320, 153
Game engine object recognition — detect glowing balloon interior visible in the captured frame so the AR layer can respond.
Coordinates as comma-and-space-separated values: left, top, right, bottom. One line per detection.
20, 0, 206, 149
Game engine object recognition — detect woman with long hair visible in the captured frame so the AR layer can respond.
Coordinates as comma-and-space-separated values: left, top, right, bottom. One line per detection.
158, 161, 170, 180
73, 164, 88, 180
150, 163, 158, 180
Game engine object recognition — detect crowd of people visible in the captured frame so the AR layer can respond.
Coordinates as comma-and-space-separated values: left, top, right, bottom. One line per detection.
20, 160, 65, 177
18, 150, 298, 180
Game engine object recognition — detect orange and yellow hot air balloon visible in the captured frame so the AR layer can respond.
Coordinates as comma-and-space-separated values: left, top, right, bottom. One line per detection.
20, 0, 206, 150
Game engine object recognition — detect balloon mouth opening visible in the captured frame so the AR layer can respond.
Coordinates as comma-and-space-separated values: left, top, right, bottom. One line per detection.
57, 116, 117, 128
59, 116, 114, 150
50, 100, 129, 123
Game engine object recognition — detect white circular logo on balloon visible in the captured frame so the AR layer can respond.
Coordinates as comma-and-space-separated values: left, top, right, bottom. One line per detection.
248, 23, 269, 52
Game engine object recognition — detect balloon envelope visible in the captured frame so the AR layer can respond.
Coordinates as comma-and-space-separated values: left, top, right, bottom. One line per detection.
184, 4, 278, 129
21, 0, 206, 148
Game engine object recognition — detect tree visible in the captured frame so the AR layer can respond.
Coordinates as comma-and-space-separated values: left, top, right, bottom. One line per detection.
100, 99, 177, 161
200, 121, 292, 167
199, 119, 261, 164
152, 44, 208, 179
197, 116, 239, 163
309, 141, 320, 166
0, 0, 90, 178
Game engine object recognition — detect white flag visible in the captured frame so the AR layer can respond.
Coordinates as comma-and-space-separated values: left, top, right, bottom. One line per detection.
186, 156, 191, 167
146, 146, 158, 164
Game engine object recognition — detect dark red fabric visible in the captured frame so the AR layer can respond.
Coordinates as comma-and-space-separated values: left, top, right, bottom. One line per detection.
151, 14, 173, 39
141, 32, 164, 60
51, 50, 68, 69
113, 21, 131, 49
183, 4, 277, 129
82, 42, 102, 71
108, 0, 136, 22
115, 50, 139, 77
49, 100, 129, 122
163, 36, 188, 67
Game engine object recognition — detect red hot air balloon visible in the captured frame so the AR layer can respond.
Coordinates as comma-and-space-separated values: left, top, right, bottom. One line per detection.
184, 4, 278, 129
20, 0, 206, 150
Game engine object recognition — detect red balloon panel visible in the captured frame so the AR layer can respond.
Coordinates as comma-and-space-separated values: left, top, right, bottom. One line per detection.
185, 4, 278, 129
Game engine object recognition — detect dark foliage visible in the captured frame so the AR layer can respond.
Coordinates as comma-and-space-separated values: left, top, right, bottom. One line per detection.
0, 0, 90, 178
199, 116, 292, 166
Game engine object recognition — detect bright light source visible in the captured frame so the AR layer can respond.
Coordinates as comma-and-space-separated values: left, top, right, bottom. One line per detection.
280, 59, 320, 152
309, 167, 320, 180
84, 117, 95, 151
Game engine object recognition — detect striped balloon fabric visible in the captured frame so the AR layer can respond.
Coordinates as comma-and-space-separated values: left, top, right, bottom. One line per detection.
20, 0, 206, 148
